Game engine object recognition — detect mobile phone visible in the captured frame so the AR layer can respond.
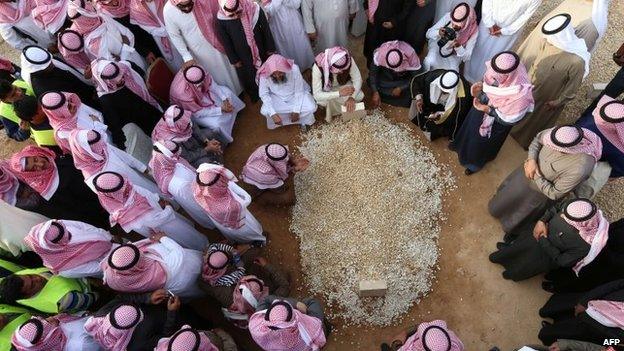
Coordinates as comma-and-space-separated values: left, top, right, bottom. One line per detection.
167, 290, 175, 298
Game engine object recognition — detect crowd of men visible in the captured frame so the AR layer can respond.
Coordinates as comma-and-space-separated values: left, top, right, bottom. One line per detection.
0, 0, 621, 349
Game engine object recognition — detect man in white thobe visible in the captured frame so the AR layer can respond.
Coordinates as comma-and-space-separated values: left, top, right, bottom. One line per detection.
163, 0, 243, 94
261, 0, 314, 70
301, 0, 359, 54
257, 54, 317, 129
464, 0, 541, 83
0, 0, 54, 50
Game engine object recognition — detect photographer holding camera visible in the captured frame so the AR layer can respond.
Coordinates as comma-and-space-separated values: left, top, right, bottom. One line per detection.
423, 2, 479, 72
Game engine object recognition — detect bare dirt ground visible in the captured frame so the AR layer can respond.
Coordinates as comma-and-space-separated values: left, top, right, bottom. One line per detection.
1, 1, 623, 350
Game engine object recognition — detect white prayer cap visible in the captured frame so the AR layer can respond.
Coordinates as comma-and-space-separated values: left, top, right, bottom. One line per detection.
542, 14, 571, 35
440, 70, 459, 90
22, 45, 51, 65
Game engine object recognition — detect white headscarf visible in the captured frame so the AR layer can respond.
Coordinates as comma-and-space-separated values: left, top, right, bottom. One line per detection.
20, 45, 92, 86
429, 70, 460, 112
542, 14, 591, 78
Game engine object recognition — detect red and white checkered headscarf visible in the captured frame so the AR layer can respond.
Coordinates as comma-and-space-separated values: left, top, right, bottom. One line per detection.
0, 0, 34, 25
561, 199, 610, 275
9, 146, 59, 201
32, 0, 69, 34
373, 41, 421, 73
94, 0, 130, 18
399, 320, 464, 351
91, 59, 162, 111
12, 317, 67, 351
40, 91, 84, 153
170, 65, 216, 113
193, 164, 244, 229
58, 29, 92, 72
592, 95, 624, 154
154, 325, 219, 351
249, 300, 326, 351
0, 161, 20, 205
149, 140, 194, 196
241, 143, 290, 190
24, 219, 113, 274
92, 171, 154, 228
168, 0, 225, 55
99, 240, 167, 292
542, 125, 603, 161
151, 105, 193, 142
84, 304, 144, 351
450, 2, 477, 46
68, 129, 109, 178
230, 275, 269, 316
314, 47, 351, 91
219, 0, 261, 69
256, 54, 293, 83
67, 0, 102, 35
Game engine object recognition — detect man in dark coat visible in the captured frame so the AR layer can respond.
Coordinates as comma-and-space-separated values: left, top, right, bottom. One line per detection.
399, 0, 436, 55
363, 0, 407, 66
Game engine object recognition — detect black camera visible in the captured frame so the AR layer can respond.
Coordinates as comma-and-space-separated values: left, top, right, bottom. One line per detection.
437, 26, 457, 48
477, 91, 490, 105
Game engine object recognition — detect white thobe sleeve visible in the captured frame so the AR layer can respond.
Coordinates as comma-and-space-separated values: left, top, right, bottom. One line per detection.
228, 182, 252, 207
59, 261, 103, 278
312, 65, 340, 102
426, 14, 449, 40
110, 146, 147, 172
164, 9, 193, 62
480, 0, 495, 28
133, 185, 161, 207
258, 77, 276, 116
454, 32, 478, 61
282, 0, 301, 9
197, 85, 227, 116
159, 236, 185, 254
291, 66, 307, 113
348, 0, 358, 14
499, 0, 541, 36
349, 58, 362, 99
0, 24, 35, 50
301, 0, 316, 34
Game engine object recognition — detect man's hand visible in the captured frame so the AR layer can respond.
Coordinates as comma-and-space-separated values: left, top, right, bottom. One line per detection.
205, 139, 222, 154
548, 342, 560, 351
613, 42, 624, 66
158, 199, 170, 209
19, 120, 30, 131
416, 0, 426, 7
150, 289, 168, 304
221, 99, 233, 113
167, 295, 181, 311
371, 92, 381, 108
146, 52, 157, 64
83, 64, 93, 79
292, 157, 310, 172
415, 96, 424, 114
253, 256, 268, 267
382, 21, 393, 29
427, 112, 442, 121
391, 87, 402, 97
345, 97, 356, 112
295, 301, 307, 314
545, 100, 559, 111
150, 230, 166, 242
271, 114, 282, 126
490, 24, 502, 37
182, 59, 197, 69
574, 303, 586, 316
121, 35, 130, 45
307, 32, 317, 43
470, 82, 483, 97
473, 98, 490, 113
533, 220, 548, 240
233, 61, 243, 68
524, 159, 539, 180
290, 112, 300, 122
339, 86, 355, 97
438, 27, 446, 38
451, 40, 461, 48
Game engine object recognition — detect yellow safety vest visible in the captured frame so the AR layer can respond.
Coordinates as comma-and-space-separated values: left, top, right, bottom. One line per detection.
0, 259, 24, 275
0, 305, 31, 351
0, 80, 57, 147
14, 268, 87, 314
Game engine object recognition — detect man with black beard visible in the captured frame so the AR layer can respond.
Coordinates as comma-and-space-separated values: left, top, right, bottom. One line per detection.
257, 54, 317, 130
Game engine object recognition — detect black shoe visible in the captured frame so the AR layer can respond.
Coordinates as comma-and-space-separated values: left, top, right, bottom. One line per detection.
496, 242, 507, 250
503, 232, 515, 243
488, 252, 499, 263
541, 320, 552, 328
542, 281, 555, 293
464, 168, 475, 176
251, 240, 265, 248
380, 343, 391, 351
447, 142, 456, 151
489, 347, 501, 351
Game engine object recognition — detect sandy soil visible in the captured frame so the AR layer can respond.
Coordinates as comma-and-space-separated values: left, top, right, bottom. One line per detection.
0, 1, 623, 350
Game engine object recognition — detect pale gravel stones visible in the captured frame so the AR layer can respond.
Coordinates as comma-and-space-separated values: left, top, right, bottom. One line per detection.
290, 111, 454, 326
